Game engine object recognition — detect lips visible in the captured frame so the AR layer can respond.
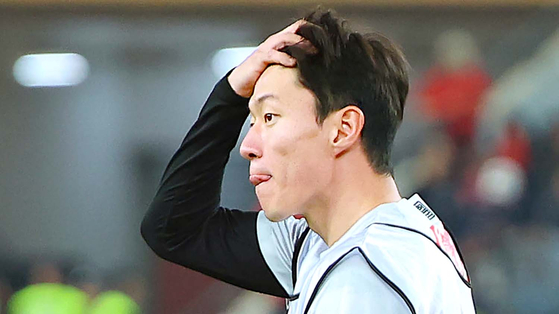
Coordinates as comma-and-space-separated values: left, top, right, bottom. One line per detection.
249, 174, 272, 186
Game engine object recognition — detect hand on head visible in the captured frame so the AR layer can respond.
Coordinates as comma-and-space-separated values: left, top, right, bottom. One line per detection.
228, 20, 310, 98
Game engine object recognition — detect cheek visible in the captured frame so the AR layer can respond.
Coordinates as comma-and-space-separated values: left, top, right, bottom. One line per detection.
274, 131, 331, 191
295, 149, 331, 187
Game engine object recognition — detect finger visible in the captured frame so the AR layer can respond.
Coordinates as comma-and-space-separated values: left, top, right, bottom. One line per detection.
278, 19, 305, 34
262, 49, 297, 67
265, 33, 305, 50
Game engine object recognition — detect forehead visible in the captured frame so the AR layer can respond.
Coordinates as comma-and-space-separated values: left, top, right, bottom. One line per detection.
249, 65, 315, 112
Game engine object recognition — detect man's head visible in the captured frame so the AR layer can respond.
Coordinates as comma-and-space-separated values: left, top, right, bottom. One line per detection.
240, 10, 409, 220
284, 9, 409, 174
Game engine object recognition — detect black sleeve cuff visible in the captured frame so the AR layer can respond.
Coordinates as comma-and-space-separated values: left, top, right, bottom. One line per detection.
212, 69, 250, 107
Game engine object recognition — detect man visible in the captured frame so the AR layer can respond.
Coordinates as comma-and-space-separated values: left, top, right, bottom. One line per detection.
141, 9, 476, 313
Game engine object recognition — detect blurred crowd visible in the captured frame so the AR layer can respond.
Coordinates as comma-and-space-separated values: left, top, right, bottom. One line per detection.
0, 256, 145, 314
394, 27, 559, 314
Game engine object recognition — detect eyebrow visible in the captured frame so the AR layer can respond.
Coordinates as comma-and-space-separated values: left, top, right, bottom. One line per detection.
248, 93, 277, 113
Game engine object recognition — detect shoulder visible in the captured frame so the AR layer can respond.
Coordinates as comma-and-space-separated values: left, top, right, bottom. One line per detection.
362, 220, 468, 284
361, 222, 461, 286
357, 197, 470, 288
356, 223, 474, 312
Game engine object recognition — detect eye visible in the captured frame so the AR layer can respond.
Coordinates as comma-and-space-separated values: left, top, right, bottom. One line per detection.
264, 113, 276, 123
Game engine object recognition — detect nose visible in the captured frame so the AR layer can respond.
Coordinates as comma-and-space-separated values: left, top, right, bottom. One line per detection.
240, 126, 262, 160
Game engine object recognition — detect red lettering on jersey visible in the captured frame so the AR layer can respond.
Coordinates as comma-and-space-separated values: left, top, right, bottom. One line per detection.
430, 225, 469, 282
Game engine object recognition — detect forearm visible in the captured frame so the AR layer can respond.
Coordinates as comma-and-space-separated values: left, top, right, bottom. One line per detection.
141, 74, 249, 260
140, 75, 288, 297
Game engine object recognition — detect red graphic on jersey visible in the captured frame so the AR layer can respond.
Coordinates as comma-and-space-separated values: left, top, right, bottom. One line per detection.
430, 225, 469, 282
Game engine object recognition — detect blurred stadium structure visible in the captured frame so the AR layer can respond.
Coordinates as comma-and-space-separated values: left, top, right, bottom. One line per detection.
1, 1, 559, 313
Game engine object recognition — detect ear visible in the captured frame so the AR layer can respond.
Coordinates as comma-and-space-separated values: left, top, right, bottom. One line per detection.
328, 105, 365, 157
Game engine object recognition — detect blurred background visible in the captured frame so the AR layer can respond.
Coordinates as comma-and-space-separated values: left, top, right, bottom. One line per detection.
1, 0, 559, 313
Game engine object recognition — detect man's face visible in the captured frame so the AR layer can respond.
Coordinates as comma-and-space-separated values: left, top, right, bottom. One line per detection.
240, 65, 334, 221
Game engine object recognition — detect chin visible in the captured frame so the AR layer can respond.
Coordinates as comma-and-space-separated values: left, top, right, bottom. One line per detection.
261, 206, 291, 222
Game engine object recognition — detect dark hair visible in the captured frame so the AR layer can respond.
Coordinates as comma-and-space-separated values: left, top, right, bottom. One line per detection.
282, 9, 409, 175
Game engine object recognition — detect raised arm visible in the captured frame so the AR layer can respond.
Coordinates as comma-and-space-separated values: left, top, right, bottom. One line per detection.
141, 21, 307, 297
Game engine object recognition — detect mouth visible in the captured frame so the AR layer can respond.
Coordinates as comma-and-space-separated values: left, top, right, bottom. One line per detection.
249, 174, 272, 187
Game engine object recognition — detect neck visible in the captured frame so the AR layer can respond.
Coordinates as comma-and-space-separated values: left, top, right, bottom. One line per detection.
303, 156, 401, 247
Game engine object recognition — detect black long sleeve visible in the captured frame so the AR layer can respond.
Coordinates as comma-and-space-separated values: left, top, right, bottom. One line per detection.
141, 74, 288, 297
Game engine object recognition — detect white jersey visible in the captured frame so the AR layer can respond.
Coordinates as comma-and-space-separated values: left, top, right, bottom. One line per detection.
142, 79, 477, 313
257, 194, 476, 313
